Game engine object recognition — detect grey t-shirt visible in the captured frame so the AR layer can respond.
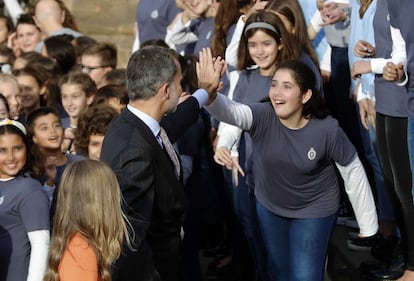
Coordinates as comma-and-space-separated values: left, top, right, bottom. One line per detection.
136, 0, 180, 43
248, 103, 356, 218
0, 176, 50, 281
374, 0, 408, 117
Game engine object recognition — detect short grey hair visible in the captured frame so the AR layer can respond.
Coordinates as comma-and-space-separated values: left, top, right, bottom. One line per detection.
126, 46, 178, 101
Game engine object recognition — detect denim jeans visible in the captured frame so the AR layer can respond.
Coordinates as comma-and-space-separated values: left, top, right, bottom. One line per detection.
256, 201, 336, 281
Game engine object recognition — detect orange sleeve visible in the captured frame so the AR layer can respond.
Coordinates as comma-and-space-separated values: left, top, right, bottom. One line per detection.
58, 233, 100, 281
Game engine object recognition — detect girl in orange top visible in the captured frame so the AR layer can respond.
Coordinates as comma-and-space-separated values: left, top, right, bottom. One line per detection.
43, 160, 132, 281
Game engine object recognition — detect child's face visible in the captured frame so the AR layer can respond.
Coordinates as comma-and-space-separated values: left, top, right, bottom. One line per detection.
88, 133, 104, 161
32, 113, 64, 150
0, 18, 9, 45
80, 55, 111, 87
61, 83, 93, 119
0, 81, 21, 120
269, 69, 308, 121
185, 0, 213, 16
247, 30, 280, 76
0, 133, 26, 178
16, 74, 43, 111
16, 23, 42, 53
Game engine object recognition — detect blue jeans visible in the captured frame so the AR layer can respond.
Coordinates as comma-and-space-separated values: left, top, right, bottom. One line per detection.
233, 180, 269, 281
256, 201, 336, 281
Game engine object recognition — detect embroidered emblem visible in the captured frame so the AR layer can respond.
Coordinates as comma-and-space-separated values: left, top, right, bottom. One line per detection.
206, 31, 212, 40
307, 147, 316, 160
151, 10, 159, 19
0, 196, 4, 206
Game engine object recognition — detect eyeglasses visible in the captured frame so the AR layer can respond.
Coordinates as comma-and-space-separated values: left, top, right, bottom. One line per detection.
79, 64, 110, 74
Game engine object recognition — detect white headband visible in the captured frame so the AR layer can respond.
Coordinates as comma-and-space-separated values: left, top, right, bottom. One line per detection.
0, 119, 27, 135
244, 22, 280, 38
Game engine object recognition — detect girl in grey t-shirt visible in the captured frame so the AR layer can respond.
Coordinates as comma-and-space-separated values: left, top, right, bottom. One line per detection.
206, 57, 379, 281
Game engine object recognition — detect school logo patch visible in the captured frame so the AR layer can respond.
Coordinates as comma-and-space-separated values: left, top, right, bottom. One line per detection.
0, 196, 4, 206
151, 10, 159, 19
206, 31, 212, 40
307, 147, 316, 160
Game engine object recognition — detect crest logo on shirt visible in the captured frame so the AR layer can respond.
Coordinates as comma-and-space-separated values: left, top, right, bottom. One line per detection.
0, 196, 4, 206
206, 31, 212, 40
307, 147, 316, 160
151, 10, 159, 19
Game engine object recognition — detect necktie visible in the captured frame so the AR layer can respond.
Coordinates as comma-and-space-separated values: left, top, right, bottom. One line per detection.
159, 127, 181, 179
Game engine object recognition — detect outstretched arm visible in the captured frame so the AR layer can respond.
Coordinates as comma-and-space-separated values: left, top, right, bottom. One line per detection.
335, 156, 379, 237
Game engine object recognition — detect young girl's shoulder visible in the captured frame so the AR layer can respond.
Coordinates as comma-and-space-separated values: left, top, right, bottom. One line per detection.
15, 174, 43, 188
241, 66, 260, 77
1, 175, 44, 196
309, 116, 340, 133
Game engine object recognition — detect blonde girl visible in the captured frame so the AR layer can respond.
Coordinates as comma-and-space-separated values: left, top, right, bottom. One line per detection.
44, 159, 131, 281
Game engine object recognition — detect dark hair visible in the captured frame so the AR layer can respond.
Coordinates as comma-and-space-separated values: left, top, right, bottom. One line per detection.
82, 42, 117, 69
26, 107, 60, 132
44, 36, 77, 74
140, 39, 169, 49
101, 69, 126, 88
74, 104, 118, 156
14, 53, 63, 110
72, 36, 97, 59
126, 46, 178, 101
178, 54, 198, 94
0, 15, 14, 34
14, 51, 44, 69
277, 60, 327, 118
59, 71, 97, 98
16, 13, 40, 31
12, 66, 47, 89
93, 84, 128, 106
0, 45, 15, 65
266, 0, 319, 69
238, 11, 297, 71
211, 0, 252, 58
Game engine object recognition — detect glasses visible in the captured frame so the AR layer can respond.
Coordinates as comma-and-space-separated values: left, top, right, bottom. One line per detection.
79, 64, 110, 74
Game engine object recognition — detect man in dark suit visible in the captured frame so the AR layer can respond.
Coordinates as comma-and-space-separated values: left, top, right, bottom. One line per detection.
100, 46, 222, 281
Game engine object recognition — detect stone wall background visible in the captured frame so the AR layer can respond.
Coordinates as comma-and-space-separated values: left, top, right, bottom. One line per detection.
63, 0, 138, 68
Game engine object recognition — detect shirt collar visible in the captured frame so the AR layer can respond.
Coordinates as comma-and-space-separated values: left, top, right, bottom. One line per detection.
127, 104, 160, 137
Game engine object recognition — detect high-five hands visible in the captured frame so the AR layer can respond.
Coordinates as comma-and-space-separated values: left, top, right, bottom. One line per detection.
197, 48, 226, 104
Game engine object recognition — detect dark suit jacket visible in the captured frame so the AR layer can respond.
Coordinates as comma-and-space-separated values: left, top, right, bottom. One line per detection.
101, 96, 200, 281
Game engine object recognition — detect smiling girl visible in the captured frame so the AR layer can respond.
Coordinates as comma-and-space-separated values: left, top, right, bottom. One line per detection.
13, 66, 47, 121
214, 11, 320, 279
206, 57, 378, 281
59, 72, 96, 154
0, 119, 50, 281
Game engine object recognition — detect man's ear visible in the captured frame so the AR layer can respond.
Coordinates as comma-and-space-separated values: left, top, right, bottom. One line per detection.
159, 82, 169, 100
